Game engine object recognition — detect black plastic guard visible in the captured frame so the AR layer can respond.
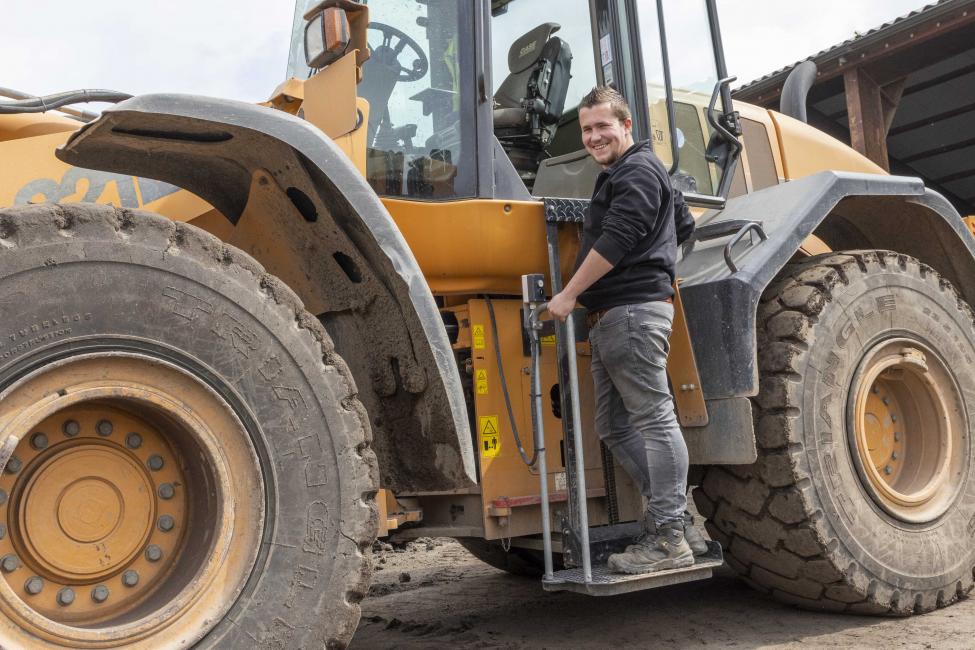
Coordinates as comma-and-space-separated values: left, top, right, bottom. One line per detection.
56, 94, 475, 490
678, 171, 975, 399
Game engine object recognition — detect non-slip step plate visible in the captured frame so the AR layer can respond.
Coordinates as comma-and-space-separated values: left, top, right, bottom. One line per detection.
542, 541, 723, 596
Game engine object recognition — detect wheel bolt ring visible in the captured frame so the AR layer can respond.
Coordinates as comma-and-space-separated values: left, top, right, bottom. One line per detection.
122, 570, 139, 588
5, 457, 21, 474
57, 587, 75, 606
24, 576, 43, 595
1, 555, 18, 573
91, 584, 110, 603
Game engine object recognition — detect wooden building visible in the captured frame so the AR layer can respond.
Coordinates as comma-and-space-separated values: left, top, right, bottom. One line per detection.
734, 0, 975, 215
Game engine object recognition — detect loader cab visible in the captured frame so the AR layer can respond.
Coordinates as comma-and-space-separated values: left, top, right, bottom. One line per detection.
287, 0, 739, 204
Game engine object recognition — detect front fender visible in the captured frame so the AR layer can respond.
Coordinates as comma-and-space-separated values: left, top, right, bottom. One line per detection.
678, 171, 975, 400
57, 94, 475, 491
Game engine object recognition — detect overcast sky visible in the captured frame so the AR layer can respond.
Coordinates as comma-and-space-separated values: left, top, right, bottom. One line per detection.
1, 1, 931, 106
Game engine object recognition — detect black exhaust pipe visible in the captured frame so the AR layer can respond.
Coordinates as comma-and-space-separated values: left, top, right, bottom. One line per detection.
780, 60, 818, 123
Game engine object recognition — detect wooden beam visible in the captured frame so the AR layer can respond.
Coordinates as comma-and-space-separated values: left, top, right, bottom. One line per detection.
880, 77, 906, 133
844, 66, 890, 170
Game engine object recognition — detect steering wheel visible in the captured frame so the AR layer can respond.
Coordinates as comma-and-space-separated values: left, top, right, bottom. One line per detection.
368, 22, 429, 82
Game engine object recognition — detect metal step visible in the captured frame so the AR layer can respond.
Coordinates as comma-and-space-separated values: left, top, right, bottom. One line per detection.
542, 541, 723, 596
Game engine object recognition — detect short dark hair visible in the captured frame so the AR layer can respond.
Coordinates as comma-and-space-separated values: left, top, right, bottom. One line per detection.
579, 86, 632, 123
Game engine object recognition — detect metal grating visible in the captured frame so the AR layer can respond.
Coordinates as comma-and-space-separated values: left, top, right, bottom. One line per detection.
543, 542, 723, 596
543, 197, 589, 223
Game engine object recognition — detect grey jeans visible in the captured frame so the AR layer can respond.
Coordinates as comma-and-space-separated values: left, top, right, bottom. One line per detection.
589, 301, 689, 526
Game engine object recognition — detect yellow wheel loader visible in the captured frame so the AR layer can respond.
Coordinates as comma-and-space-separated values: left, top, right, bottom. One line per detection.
2, 0, 975, 646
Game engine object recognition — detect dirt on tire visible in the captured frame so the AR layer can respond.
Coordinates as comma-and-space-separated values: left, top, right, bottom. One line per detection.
694, 251, 975, 615
0, 203, 379, 648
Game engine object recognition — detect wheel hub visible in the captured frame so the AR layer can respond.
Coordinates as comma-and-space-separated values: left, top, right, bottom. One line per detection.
0, 354, 264, 648
850, 339, 966, 523
1, 406, 187, 623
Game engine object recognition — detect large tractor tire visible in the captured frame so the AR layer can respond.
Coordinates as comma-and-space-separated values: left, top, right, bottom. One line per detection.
695, 251, 975, 615
0, 204, 378, 648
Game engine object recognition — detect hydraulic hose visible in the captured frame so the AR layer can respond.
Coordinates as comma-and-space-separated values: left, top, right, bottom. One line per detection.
485, 296, 538, 467
0, 89, 132, 115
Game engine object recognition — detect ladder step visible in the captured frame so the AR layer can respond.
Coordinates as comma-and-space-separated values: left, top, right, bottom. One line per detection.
542, 541, 723, 596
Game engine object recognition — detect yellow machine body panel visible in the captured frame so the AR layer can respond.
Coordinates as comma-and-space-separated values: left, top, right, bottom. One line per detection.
770, 109, 885, 179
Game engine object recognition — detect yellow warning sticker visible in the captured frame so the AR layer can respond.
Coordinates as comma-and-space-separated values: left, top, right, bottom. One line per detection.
479, 415, 500, 457
472, 324, 486, 349
540, 334, 556, 347
475, 369, 488, 395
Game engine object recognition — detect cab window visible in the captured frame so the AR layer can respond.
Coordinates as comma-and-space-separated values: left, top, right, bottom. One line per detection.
491, 0, 598, 187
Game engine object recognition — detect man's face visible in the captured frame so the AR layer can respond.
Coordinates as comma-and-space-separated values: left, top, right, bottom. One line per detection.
580, 102, 633, 167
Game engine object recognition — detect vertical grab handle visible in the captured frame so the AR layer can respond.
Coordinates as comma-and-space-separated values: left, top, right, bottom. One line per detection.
527, 302, 555, 580
562, 313, 592, 583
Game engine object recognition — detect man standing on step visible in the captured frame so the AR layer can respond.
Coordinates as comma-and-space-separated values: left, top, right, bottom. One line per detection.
548, 86, 705, 574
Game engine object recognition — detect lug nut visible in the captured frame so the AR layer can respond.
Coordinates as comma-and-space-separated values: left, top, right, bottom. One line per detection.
0, 523, 7, 540
125, 432, 143, 449
147, 454, 164, 471
5, 456, 22, 474
892, 451, 899, 460
891, 414, 898, 423
1, 554, 19, 573
63, 420, 81, 437
24, 576, 43, 595
0, 489, 7, 505
885, 465, 894, 475
96, 420, 113, 437
158, 515, 175, 532
872, 386, 879, 394
894, 431, 901, 442
57, 587, 75, 606
882, 397, 889, 405
91, 585, 110, 603
145, 545, 163, 562
122, 570, 139, 588
30, 432, 48, 450
158, 483, 175, 500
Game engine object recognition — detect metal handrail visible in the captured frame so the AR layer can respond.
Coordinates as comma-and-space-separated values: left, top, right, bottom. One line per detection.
724, 221, 767, 273
527, 301, 591, 583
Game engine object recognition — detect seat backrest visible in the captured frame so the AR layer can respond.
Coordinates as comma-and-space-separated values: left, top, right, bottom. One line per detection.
495, 23, 562, 109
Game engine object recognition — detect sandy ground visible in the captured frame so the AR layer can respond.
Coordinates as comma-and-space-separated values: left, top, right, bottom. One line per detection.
351, 538, 975, 650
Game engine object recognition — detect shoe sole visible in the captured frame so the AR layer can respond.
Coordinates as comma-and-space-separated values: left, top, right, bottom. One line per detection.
608, 551, 695, 575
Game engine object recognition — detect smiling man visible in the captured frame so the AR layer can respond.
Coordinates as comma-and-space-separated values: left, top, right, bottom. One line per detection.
547, 86, 700, 574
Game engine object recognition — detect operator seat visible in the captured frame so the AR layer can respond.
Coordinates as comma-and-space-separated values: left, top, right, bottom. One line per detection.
493, 23, 572, 181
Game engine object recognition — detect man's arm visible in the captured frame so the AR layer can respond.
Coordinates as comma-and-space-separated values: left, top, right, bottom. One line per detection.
550, 163, 661, 320
673, 188, 695, 245
548, 249, 614, 320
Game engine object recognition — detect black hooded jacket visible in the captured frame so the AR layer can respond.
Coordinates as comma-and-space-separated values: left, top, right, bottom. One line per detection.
575, 140, 695, 311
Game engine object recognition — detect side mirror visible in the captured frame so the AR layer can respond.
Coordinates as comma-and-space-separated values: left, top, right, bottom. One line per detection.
304, 7, 352, 69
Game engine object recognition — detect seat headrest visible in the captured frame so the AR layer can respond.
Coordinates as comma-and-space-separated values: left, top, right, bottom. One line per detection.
507, 23, 561, 74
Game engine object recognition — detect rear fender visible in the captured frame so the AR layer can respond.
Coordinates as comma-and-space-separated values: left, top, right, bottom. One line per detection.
57, 94, 475, 491
679, 171, 975, 400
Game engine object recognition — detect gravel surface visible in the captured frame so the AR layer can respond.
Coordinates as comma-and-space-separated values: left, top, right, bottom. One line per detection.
351, 538, 975, 649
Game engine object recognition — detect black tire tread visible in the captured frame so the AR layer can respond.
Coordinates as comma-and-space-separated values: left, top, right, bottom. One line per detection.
0, 203, 379, 647
693, 250, 975, 616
